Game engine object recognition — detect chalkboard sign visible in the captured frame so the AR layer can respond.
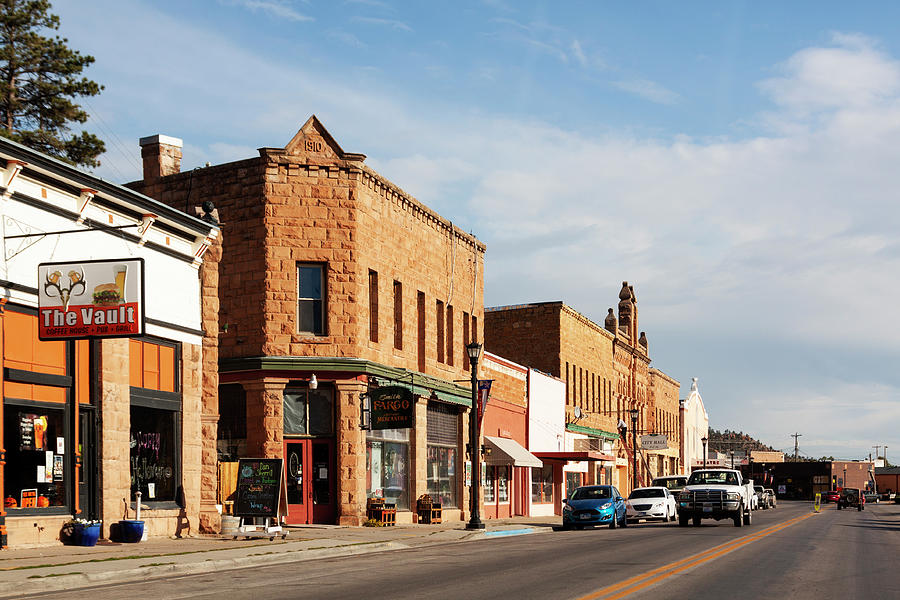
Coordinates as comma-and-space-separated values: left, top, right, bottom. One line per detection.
234, 458, 283, 518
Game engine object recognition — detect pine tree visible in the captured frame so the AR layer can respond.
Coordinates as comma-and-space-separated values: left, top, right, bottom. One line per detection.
0, 0, 104, 167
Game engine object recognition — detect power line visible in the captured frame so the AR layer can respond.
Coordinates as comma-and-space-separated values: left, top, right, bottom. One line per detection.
791, 432, 802, 460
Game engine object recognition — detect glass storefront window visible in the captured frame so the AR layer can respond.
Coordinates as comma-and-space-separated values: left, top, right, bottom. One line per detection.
531, 465, 554, 504
3, 405, 67, 510
485, 466, 496, 503
366, 428, 409, 510
130, 405, 178, 502
427, 446, 457, 507
485, 465, 510, 504
497, 466, 509, 503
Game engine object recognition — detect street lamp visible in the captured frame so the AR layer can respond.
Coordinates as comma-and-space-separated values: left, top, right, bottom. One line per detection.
730, 450, 735, 469
629, 408, 640, 490
701, 436, 708, 470
843, 466, 847, 489
465, 341, 484, 530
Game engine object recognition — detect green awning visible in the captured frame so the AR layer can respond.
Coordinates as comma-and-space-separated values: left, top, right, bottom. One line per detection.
566, 423, 620, 440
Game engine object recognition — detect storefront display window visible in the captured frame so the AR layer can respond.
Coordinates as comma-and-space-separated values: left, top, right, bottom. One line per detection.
366, 428, 409, 510
497, 466, 510, 503
427, 446, 457, 507
130, 405, 178, 502
3, 405, 68, 511
485, 466, 496, 503
531, 465, 553, 504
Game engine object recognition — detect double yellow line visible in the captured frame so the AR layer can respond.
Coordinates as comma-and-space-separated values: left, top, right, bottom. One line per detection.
576, 512, 816, 600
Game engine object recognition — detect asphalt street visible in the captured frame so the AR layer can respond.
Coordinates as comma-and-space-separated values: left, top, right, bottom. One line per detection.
22, 501, 900, 600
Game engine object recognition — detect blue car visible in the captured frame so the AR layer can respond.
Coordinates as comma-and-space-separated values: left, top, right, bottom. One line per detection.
562, 485, 628, 529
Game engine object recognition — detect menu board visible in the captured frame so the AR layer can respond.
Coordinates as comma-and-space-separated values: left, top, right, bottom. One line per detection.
234, 458, 283, 518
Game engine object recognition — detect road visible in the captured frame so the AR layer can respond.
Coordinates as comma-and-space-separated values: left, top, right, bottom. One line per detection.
22, 501, 900, 600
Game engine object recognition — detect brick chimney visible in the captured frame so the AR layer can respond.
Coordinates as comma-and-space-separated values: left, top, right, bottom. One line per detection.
139, 134, 183, 181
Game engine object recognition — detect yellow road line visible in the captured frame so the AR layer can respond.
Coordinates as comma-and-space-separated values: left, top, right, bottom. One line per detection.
576, 512, 816, 600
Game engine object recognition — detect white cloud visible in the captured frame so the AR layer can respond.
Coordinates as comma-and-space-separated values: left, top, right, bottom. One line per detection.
571, 39, 587, 67
612, 78, 681, 104
220, 0, 312, 22
352, 16, 411, 32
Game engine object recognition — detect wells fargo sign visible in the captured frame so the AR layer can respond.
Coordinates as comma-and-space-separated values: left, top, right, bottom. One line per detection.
370, 386, 414, 430
38, 258, 145, 340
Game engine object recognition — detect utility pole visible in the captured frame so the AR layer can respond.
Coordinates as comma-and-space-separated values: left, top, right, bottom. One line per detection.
791, 432, 802, 460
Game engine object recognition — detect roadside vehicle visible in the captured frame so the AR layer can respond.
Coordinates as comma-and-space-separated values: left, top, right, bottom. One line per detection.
764, 488, 777, 508
753, 485, 768, 510
651, 475, 689, 493
863, 490, 878, 504
562, 485, 628, 530
677, 468, 754, 527
823, 490, 840, 503
626, 487, 677, 523
837, 488, 864, 511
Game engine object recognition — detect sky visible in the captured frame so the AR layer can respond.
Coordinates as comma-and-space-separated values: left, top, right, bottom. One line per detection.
48, 0, 900, 462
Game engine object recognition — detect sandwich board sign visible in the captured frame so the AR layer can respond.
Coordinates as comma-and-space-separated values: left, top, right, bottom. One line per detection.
37, 258, 145, 340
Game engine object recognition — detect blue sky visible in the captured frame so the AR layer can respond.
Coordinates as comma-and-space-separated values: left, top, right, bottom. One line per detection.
51, 0, 900, 461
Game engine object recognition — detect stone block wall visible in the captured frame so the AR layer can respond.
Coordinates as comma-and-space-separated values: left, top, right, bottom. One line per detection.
99, 337, 131, 537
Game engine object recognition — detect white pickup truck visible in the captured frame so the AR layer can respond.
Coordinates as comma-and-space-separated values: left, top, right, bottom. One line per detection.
676, 469, 754, 527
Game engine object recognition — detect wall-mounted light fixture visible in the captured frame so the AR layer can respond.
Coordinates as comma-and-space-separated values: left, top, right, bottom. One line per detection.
309, 374, 318, 390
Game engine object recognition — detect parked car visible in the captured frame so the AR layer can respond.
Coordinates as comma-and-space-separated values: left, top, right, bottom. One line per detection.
754, 485, 768, 509
626, 487, 677, 523
651, 475, 689, 493
562, 485, 628, 530
837, 488, 864, 511
822, 490, 840, 503
863, 490, 879, 504
764, 488, 777, 508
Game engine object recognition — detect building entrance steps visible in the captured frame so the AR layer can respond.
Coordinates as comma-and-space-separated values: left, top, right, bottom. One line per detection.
0, 515, 560, 598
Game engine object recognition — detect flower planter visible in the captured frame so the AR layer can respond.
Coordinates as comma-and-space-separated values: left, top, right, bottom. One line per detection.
118, 519, 144, 543
74, 524, 101, 547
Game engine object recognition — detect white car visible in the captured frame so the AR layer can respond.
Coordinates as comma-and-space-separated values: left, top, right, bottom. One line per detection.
626, 486, 677, 523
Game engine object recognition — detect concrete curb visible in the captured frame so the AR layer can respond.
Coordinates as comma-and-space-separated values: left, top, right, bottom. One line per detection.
481, 528, 537, 538
3, 540, 402, 598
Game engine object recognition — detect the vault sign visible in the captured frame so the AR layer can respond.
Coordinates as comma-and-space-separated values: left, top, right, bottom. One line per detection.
38, 258, 145, 340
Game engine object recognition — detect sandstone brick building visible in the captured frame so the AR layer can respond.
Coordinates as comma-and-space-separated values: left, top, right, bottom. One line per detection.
130, 116, 486, 525
484, 282, 680, 495
0, 136, 218, 547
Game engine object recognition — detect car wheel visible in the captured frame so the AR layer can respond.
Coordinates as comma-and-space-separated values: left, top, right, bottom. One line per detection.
575, 524, 585, 530
692, 515, 702, 527
743, 508, 752, 525
679, 514, 689, 527
734, 504, 743, 527
621, 514, 628, 528
837, 503, 843, 510
859, 504, 863, 511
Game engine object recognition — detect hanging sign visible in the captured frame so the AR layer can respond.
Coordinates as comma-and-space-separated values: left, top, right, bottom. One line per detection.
370, 386, 414, 430
37, 258, 145, 340
641, 434, 668, 450
477, 380, 492, 431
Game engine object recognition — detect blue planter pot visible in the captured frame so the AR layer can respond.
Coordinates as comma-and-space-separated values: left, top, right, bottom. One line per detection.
75, 524, 101, 547
118, 520, 144, 543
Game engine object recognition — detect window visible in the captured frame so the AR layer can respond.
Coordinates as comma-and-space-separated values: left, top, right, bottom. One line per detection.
427, 402, 459, 507
462, 312, 470, 369
566, 472, 582, 498
486, 465, 510, 504
446, 305, 454, 366
393, 281, 402, 350
297, 263, 325, 334
436, 300, 444, 363
532, 465, 553, 503
283, 386, 334, 436
130, 405, 178, 502
367, 428, 410, 510
368, 269, 378, 343
3, 405, 68, 511
217, 384, 246, 461
417, 292, 426, 372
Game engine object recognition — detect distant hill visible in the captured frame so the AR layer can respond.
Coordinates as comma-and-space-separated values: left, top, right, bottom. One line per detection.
708, 428, 776, 454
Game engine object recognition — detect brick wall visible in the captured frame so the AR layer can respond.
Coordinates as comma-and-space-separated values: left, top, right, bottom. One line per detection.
482, 354, 527, 442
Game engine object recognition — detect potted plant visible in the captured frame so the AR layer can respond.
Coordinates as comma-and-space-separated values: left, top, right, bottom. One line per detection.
62, 518, 102, 546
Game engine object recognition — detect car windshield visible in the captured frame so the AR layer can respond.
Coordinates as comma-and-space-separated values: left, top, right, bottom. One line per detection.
688, 471, 738, 485
654, 478, 686, 489
571, 487, 611, 500
629, 489, 664, 499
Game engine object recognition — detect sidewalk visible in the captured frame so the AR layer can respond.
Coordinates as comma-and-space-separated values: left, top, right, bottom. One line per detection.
0, 516, 560, 597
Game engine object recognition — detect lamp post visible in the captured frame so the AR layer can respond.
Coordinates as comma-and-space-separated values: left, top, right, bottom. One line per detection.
843, 466, 847, 489
629, 408, 639, 490
465, 341, 484, 530
730, 450, 735, 469
701, 436, 708, 470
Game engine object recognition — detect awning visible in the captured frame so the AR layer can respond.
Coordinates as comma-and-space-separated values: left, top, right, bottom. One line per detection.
532, 451, 615, 463
485, 436, 543, 468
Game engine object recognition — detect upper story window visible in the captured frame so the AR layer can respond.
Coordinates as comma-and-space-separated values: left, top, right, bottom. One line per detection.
369, 269, 379, 343
297, 263, 325, 335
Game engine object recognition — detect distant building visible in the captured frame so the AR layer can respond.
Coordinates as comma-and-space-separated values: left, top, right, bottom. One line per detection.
682, 378, 709, 471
